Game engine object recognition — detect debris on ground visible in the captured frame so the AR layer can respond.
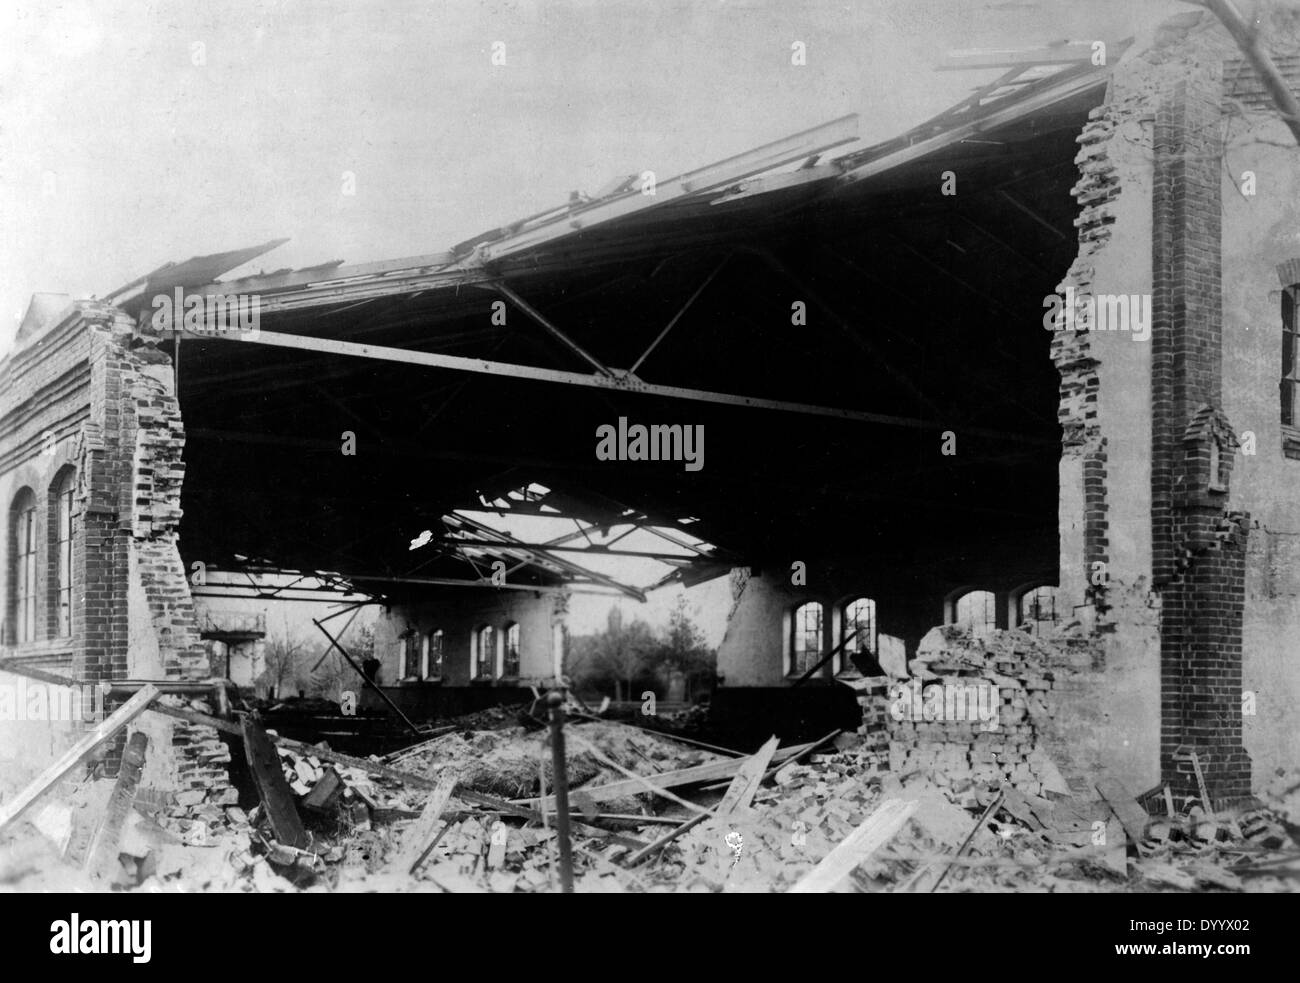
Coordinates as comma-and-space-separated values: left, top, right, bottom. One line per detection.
1, 678, 1296, 894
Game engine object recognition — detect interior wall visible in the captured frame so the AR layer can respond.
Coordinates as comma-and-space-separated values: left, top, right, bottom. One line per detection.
716, 529, 1058, 688
373, 586, 562, 687
1221, 124, 1300, 782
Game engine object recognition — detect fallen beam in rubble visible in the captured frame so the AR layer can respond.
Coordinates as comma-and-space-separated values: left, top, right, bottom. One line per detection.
0, 685, 161, 836
520, 741, 814, 811
789, 798, 918, 893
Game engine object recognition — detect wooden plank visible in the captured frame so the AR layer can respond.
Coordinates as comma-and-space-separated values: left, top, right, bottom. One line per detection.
790, 798, 918, 893
148, 701, 241, 735
87, 731, 149, 879
522, 741, 813, 810
715, 736, 780, 817
624, 736, 783, 868
0, 685, 159, 835
1095, 778, 1150, 844
1187, 752, 1218, 823
624, 810, 713, 867
566, 734, 712, 817
699, 730, 838, 792
391, 772, 460, 875
382, 727, 459, 764
929, 791, 1003, 893
241, 716, 309, 849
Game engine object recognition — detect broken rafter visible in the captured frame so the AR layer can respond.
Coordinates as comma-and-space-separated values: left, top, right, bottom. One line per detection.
1203, 0, 1300, 144
491, 281, 616, 377
446, 512, 648, 602
628, 255, 730, 374
936, 42, 1110, 71
428, 535, 700, 563
471, 115, 860, 265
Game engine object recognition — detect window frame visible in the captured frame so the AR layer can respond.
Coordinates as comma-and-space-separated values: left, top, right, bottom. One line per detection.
789, 601, 824, 678
403, 632, 423, 680
839, 596, 878, 675
502, 622, 520, 678
424, 629, 443, 679
11, 489, 37, 645
474, 624, 497, 680
949, 588, 998, 638
1016, 585, 1060, 635
52, 470, 74, 638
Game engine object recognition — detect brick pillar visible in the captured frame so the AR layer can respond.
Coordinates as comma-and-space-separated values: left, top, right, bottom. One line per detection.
1150, 68, 1251, 804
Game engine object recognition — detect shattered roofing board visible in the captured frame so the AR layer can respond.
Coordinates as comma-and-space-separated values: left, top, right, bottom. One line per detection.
155, 53, 1109, 589
124, 52, 1115, 321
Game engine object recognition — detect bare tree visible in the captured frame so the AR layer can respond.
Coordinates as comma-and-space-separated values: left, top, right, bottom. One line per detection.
258, 629, 313, 699
310, 621, 373, 702
587, 606, 656, 701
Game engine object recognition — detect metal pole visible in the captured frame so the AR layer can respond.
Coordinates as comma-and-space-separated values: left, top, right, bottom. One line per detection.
312, 618, 423, 737
547, 690, 575, 892
494, 282, 615, 377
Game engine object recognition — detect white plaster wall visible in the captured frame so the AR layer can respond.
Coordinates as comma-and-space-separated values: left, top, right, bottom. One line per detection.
1220, 123, 1300, 780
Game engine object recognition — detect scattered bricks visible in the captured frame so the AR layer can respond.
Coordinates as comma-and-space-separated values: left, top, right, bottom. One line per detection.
859, 624, 1089, 796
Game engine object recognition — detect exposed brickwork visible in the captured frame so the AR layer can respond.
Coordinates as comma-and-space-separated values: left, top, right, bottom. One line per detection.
0, 303, 232, 801
1053, 106, 1120, 611
1150, 68, 1252, 803
853, 625, 1104, 796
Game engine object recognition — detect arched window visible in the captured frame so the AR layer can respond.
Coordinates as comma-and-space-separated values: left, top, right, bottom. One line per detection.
842, 597, 876, 653
503, 622, 520, 677
1017, 585, 1060, 635
951, 589, 997, 638
841, 597, 881, 674
51, 469, 75, 637
475, 625, 496, 679
424, 629, 443, 678
10, 488, 37, 644
403, 631, 422, 679
790, 601, 823, 676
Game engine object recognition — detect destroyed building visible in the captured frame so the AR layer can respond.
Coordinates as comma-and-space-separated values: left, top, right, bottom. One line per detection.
1, 7, 1299, 892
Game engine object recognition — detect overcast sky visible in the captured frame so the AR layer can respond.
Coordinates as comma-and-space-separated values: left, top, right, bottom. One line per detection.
0, 0, 1189, 642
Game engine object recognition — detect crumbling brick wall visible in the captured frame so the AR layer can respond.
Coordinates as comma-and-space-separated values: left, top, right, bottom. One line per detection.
0, 302, 232, 808
1048, 13, 1261, 802
1052, 105, 1120, 614
854, 626, 1103, 797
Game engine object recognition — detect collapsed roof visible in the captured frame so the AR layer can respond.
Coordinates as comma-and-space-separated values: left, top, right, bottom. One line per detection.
100, 50, 1122, 600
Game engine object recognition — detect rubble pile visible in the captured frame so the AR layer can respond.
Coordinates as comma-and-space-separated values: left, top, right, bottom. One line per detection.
2, 686, 1296, 894
396, 720, 721, 800
854, 625, 1082, 796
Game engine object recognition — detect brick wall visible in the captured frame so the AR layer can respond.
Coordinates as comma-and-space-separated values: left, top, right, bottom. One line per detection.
1052, 106, 1120, 614
1150, 68, 1252, 803
0, 302, 232, 803
851, 625, 1105, 797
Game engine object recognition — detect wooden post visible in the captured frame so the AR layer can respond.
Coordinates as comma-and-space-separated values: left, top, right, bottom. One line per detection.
547, 692, 575, 893
88, 731, 149, 879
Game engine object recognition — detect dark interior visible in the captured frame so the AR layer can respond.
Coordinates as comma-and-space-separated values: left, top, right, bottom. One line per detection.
158, 82, 1100, 603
